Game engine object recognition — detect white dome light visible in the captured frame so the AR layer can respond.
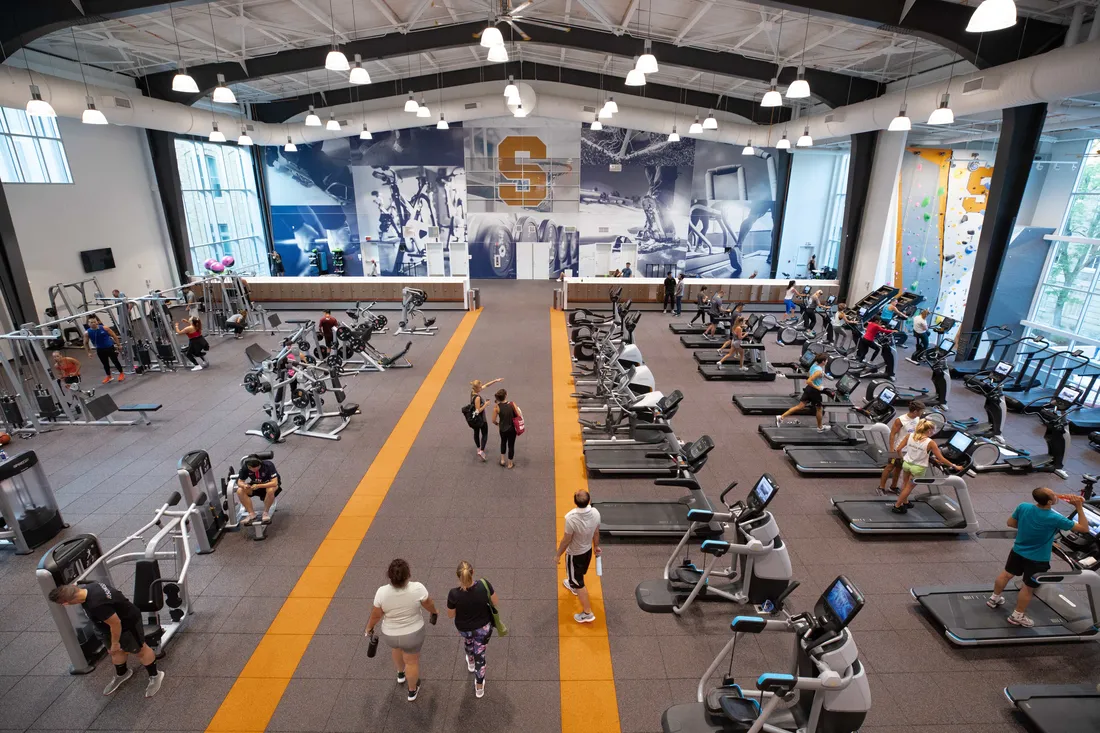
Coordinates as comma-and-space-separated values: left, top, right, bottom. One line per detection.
796, 126, 813, 147
688, 117, 703, 134
742, 141, 755, 156
417, 99, 431, 118
625, 67, 646, 86
504, 76, 518, 99
487, 44, 509, 63
212, 74, 236, 104
481, 25, 504, 47
785, 69, 811, 99
761, 81, 783, 107
927, 94, 955, 125
360, 124, 372, 140
26, 85, 56, 117
513, 103, 528, 118
209, 123, 226, 143
172, 70, 199, 94
285, 137, 297, 152
349, 55, 371, 85
238, 130, 253, 146
305, 105, 321, 126
326, 115, 341, 131
703, 110, 718, 130
636, 40, 659, 75
776, 134, 791, 149
590, 117, 602, 131
888, 104, 912, 132
82, 97, 107, 125
603, 96, 618, 114
325, 49, 350, 72
668, 128, 680, 142
404, 93, 419, 113
967, 0, 1017, 33
598, 104, 612, 120
437, 115, 449, 130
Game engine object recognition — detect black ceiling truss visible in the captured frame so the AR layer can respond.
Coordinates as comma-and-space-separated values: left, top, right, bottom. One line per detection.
252, 61, 795, 126
143, 21, 881, 109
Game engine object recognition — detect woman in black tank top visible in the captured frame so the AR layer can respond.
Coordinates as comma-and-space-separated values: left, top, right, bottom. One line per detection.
491, 388, 522, 468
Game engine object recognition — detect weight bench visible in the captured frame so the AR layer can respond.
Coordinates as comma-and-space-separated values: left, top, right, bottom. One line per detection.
117, 404, 163, 425
82, 395, 162, 426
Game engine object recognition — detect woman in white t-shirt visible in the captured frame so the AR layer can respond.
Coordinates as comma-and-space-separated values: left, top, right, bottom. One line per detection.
878, 400, 924, 494
365, 558, 439, 702
893, 419, 961, 514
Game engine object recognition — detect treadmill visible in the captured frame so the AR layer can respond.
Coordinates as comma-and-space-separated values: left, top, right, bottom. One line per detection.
783, 421, 892, 476
733, 371, 861, 415
758, 386, 895, 448
912, 502, 1100, 646
585, 433, 714, 477
1005, 350, 1093, 412
830, 439, 978, 534
595, 447, 725, 538
1005, 684, 1100, 733
949, 324, 1014, 379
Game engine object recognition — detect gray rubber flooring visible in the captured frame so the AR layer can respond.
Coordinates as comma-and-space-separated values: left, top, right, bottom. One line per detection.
1, 280, 1098, 733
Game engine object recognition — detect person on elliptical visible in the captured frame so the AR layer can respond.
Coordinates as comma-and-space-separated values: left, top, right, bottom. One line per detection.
662, 271, 676, 314
783, 280, 799, 316
174, 316, 209, 371
492, 389, 523, 469
716, 316, 748, 370
557, 489, 602, 624
891, 419, 961, 514
828, 302, 857, 349
48, 582, 164, 698
318, 310, 339, 349
776, 352, 831, 432
803, 289, 823, 331
469, 378, 502, 462
855, 315, 895, 363
702, 290, 728, 341
51, 351, 82, 388
237, 456, 280, 525
84, 315, 126, 384
987, 488, 1089, 627
908, 309, 931, 364
879, 400, 925, 495
690, 286, 709, 325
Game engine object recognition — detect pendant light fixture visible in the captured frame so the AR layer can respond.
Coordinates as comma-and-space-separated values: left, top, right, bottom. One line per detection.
785, 13, 812, 99
598, 102, 612, 120
966, 0, 1017, 33
603, 96, 618, 115
761, 79, 783, 107
70, 29, 107, 125
417, 97, 431, 118
404, 93, 419, 112
326, 114, 341, 131
742, 140, 755, 156
689, 116, 703, 134
285, 136, 297, 152
212, 75, 236, 104
360, 124, 372, 139
504, 75, 519, 99
480, 25, 504, 48
590, 114, 602, 131
625, 65, 646, 86
209, 122, 226, 143
169, 5, 198, 93
890, 40, 918, 133
796, 125, 813, 147
487, 44, 509, 63
305, 105, 322, 126
349, 55, 371, 85
776, 133, 791, 149
928, 43, 958, 125
513, 102, 528, 118
668, 127, 680, 142
324, 0, 349, 71
237, 127, 253, 146
436, 114, 449, 130
703, 109, 718, 130
636, 40, 658, 75
26, 85, 56, 117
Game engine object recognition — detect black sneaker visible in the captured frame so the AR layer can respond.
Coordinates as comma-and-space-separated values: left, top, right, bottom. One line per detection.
891, 505, 908, 514
904, 501, 915, 508
407, 681, 421, 702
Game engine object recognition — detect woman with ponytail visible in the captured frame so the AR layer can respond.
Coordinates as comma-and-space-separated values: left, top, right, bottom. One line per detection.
446, 561, 499, 699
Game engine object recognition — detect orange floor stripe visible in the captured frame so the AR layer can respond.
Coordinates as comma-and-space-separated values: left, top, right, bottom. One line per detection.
550, 309, 622, 733
204, 308, 482, 733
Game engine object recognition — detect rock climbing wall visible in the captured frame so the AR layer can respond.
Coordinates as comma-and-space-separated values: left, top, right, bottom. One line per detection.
939, 153, 994, 321
896, 148, 951, 305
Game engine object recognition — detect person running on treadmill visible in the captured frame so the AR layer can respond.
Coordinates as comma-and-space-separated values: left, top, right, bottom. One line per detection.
662, 271, 676, 314
878, 400, 925, 495
715, 316, 748, 370
855, 316, 895, 363
557, 489, 602, 624
776, 352, 831, 432
891, 419, 961, 514
986, 489, 1088, 627
702, 291, 729, 341
783, 280, 800, 316
237, 455, 280, 525
48, 582, 165, 697
690, 286, 709, 325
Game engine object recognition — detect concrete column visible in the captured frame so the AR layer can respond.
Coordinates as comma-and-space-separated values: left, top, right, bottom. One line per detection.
845, 129, 909, 303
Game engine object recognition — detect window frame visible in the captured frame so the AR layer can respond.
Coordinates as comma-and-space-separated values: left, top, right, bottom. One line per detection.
0, 106, 73, 185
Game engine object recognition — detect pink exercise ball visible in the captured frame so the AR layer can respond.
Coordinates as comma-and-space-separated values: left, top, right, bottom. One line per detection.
203, 259, 217, 270
209, 262, 226, 273
221, 255, 235, 268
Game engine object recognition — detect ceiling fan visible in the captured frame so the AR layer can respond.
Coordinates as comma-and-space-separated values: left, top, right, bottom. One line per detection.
476, 0, 572, 43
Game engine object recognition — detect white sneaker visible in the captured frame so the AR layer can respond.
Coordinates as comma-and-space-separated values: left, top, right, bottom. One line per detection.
103, 669, 132, 696
775, 416, 783, 428
562, 578, 577, 596
190, 365, 203, 372
475, 680, 485, 699
466, 654, 475, 673
144, 671, 165, 698
817, 424, 831, 433
986, 594, 1006, 608
1008, 612, 1035, 628
574, 612, 596, 624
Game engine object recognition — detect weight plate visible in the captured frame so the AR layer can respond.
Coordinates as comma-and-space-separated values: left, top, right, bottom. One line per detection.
292, 388, 310, 408
260, 420, 281, 442
293, 414, 306, 427
336, 325, 352, 340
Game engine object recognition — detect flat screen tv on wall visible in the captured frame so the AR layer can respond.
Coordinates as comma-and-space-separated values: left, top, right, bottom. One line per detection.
80, 248, 115, 273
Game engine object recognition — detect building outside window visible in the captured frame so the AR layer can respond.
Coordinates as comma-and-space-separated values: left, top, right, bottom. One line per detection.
175, 138, 269, 275
0, 106, 73, 184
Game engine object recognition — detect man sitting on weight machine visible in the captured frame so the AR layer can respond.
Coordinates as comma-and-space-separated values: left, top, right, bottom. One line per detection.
236, 455, 280, 526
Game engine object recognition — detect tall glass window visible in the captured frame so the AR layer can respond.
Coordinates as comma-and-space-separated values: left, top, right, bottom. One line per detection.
1063, 139, 1100, 239
174, 139, 269, 275
0, 106, 73, 184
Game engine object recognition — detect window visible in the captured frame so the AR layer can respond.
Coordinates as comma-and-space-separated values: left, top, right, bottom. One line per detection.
0, 107, 72, 183
1063, 139, 1100, 239
820, 154, 850, 270
174, 139, 269, 276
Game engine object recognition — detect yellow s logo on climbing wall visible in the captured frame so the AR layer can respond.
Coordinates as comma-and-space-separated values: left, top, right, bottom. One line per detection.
962, 166, 993, 213
498, 135, 547, 207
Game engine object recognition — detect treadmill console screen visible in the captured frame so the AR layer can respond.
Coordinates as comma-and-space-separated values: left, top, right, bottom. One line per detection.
835, 374, 858, 395
822, 576, 864, 630
802, 285, 811, 294
685, 435, 715, 461
993, 361, 1012, 377
947, 432, 973, 454
825, 295, 837, 306
799, 350, 816, 369
858, 307, 867, 317
878, 388, 896, 405
1057, 386, 1082, 404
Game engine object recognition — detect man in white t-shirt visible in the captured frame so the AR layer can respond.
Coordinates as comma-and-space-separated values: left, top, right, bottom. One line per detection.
556, 490, 602, 624
878, 400, 924, 494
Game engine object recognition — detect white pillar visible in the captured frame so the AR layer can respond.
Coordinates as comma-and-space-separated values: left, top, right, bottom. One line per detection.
847, 130, 908, 303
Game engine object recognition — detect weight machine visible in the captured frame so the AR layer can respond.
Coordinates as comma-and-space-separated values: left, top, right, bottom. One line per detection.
396, 287, 437, 335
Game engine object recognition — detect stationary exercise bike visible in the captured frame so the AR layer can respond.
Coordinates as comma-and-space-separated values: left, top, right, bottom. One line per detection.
1005, 386, 1082, 480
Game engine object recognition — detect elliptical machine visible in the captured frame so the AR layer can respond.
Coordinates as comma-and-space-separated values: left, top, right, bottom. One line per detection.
945, 361, 1013, 442
1005, 385, 1082, 480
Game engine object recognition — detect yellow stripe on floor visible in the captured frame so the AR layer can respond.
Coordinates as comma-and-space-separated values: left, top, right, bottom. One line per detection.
550, 309, 622, 733
205, 308, 482, 733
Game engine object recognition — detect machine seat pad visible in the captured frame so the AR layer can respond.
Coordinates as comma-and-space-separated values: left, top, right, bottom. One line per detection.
119, 404, 163, 412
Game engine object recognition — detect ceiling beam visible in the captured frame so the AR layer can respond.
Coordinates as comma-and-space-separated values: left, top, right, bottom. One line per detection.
141, 20, 882, 108
674, 1, 714, 45
287, 0, 349, 43
618, 0, 640, 34
251, 60, 794, 125
573, 0, 620, 35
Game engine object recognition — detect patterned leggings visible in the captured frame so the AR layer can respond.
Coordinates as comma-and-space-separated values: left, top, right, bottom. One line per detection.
459, 623, 492, 683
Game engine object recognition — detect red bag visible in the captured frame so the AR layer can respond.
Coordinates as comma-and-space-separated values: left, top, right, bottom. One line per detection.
511, 402, 526, 436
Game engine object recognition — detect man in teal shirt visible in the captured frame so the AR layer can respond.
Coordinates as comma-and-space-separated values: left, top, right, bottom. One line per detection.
987, 487, 1089, 627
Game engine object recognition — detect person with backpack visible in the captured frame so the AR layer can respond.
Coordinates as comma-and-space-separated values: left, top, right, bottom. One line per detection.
464, 378, 502, 462
447, 561, 504, 699
492, 388, 524, 469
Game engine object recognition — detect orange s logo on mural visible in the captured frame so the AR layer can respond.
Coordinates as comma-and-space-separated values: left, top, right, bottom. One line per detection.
962, 166, 994, 213
498, 135, 547, 207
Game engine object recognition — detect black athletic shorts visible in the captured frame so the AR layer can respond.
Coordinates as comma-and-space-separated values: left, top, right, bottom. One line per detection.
800, 386, 823, 406
566, 549, 593, 590
93, 619, 145, 653
1005, 550, 1051, 588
